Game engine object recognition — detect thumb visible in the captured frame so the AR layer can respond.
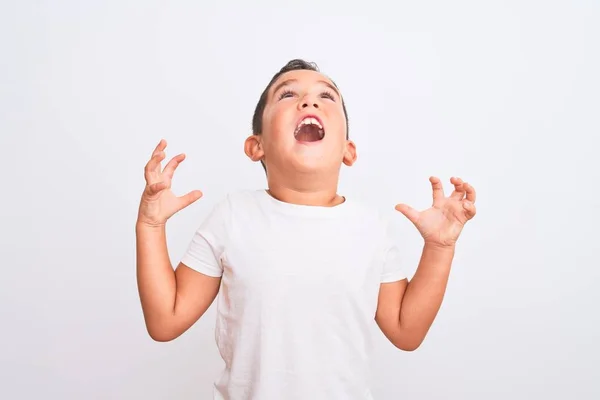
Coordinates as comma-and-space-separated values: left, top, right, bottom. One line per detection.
395, 203, 420, 225
177, 190, 203, 211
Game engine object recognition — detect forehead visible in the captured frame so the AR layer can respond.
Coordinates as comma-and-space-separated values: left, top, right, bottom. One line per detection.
268, 69, 339, 97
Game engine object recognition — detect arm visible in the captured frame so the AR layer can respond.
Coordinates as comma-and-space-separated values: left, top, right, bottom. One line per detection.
136, 223, 220, 342
375, 244, 454, 351
136, 139, 219, 342
376, 176, 477, 351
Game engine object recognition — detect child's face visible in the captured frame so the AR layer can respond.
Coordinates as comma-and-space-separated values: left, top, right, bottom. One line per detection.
246, 69, 356, 175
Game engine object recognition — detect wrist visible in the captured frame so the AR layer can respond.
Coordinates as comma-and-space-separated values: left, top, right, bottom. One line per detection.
423, 241, 456, 255
136, 219, 166, 232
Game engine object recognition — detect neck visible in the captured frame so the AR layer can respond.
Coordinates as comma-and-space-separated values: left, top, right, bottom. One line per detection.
266, 170, 344, 207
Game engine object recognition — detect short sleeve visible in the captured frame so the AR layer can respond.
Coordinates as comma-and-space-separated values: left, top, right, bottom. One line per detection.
180, 197, 230, 277
380, 218, 407, 283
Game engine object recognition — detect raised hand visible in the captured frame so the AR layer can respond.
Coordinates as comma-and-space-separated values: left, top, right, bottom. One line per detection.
137, 139, 203, 227
395, 177, 477, 248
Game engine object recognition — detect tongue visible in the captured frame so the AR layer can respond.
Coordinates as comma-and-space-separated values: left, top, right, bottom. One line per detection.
295, 124, 322, 142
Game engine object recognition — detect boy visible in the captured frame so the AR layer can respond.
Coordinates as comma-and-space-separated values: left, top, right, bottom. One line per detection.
136, 59, 477, 399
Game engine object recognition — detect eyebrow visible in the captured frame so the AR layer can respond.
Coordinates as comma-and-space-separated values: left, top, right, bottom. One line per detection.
270, 78, 341, 99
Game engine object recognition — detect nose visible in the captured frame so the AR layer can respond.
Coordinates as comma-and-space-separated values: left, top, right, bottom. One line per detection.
298, 93, 319, 110
301, 101, 319, 109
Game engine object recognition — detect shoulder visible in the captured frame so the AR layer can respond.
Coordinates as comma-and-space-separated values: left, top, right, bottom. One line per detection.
343, 197, 400, 238
205, 189, 266, 221
342, 198, 390, 234
208, 189, 262, 207
344, 197, 386, 222
196, 190, 262, 234
219, 189, 265, 210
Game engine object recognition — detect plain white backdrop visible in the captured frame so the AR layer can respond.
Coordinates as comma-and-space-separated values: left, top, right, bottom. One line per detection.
1, 1, 598, 399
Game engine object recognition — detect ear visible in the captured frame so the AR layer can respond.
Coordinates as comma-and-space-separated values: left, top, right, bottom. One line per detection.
342, 140, 357, 166
244, 134, 264, 162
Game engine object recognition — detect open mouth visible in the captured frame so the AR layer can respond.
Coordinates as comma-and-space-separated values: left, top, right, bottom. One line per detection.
294, 116, 325, 142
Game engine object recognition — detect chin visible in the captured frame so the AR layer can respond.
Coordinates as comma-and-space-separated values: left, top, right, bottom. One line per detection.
268, 144, 342, 175
291, 156, 340, 175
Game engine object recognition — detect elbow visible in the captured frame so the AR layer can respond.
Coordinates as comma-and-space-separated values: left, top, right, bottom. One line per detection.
392, 332, 425, 352
146, 324, 180, 342
395, 340, 422, 352
149, 331, 177, 342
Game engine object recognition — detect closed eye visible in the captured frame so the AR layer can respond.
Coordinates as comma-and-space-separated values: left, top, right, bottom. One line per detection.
278, 89, 296, 100
320, 91, 336, 101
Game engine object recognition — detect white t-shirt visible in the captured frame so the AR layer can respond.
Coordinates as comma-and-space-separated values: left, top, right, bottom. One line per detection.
181, 189, 406, 400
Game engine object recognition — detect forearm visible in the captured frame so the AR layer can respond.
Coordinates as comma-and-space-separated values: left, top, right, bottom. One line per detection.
136, 222, 177, 334
398, 243, 455, 343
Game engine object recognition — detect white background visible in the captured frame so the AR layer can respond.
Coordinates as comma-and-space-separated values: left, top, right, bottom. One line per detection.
1, 1, 599, 399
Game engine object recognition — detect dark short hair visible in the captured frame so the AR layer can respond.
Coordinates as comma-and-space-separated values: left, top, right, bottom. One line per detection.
251, 59, 350, 172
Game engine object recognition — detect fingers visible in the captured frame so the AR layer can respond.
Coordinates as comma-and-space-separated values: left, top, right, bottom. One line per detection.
431, 176, 476, 203
430, 176, 445, 202
145, 181, 168, 196
145, 139, 168, 182
163, 153, 186, 180
152, 139, 167, 156
462, 181, 477, 220
464, 182, 476, 203
450, 177, 465, 200
144, 151, 166, 181
395, 203, 420, 225
463, 200, 477, 220
141, 140, 202, 213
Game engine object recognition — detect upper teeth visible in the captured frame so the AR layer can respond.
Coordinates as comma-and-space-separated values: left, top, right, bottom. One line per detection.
296, 117, 323, 131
